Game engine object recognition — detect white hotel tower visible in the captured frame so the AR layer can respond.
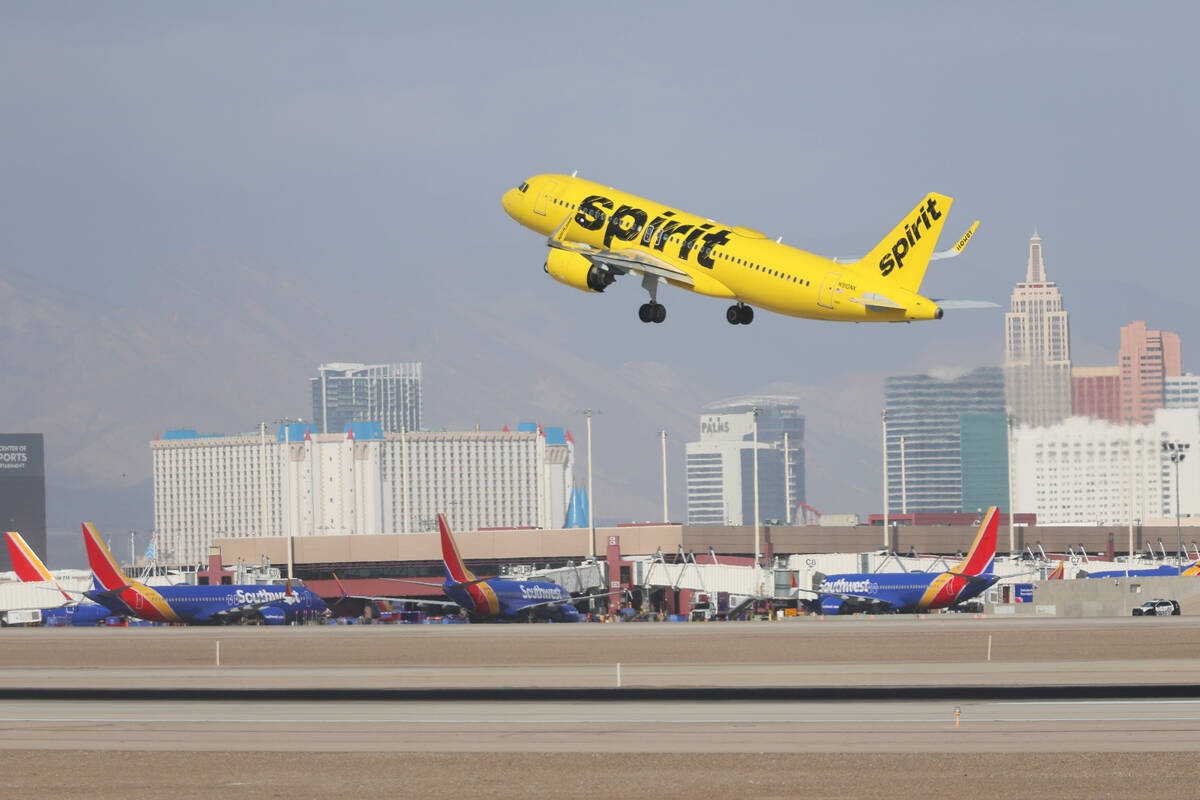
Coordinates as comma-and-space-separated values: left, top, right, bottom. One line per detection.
151, 423, 574, 566
1004, 233, 1072, 427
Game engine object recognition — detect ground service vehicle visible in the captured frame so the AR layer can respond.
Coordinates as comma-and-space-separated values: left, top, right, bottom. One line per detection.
1132, 599, 1180, 616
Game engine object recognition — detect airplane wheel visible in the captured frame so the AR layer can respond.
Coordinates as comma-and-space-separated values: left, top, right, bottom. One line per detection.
638, 303, 653, 323
726, 305, 741, 325
739, 305, 754, 324
652, 303, 666, 323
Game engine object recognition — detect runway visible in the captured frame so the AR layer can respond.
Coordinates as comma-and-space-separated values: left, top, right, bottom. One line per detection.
2, 617, 1198, 797
2, 697, 1200, 753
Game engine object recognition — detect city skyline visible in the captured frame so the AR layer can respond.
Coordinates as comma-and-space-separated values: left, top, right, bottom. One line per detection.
3, 5, 1198, 565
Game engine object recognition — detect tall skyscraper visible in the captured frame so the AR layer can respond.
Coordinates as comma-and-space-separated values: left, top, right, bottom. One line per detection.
311, 362, 422, 434
884, 368, 1006, 514
1004, 233, 1072, 426
686, 398, 805, 526
1119, 321, 1181, 423
0, 434, 46, 573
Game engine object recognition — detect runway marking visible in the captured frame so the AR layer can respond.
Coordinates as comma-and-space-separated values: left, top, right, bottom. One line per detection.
6, 716, 1200, 725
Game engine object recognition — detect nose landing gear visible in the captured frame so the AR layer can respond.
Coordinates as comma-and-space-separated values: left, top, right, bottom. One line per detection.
726, 303, 754, 325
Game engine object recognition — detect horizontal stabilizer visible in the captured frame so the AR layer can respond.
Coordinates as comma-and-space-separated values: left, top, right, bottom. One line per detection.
932, 299, 1001, 310
848, 292, 905, 311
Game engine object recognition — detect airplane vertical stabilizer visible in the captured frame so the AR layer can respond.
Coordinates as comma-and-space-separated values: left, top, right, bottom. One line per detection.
948, 506, 999, 577
82, 522, 132, 591
6, 531, 54, 583
855, 193, 953, 294
438, 514, 478, 584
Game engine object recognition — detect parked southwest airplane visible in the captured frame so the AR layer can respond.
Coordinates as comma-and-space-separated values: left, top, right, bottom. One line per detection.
338, 514, 610, 622
1080, 561, 1200, 578
5, 530, 112, 626
502, 174, 988, 325
81, 523, 329, 624
800, 506, 1000, 614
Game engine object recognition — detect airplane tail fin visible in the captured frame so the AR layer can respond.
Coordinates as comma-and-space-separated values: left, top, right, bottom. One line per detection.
438, 513, 478, 584
82, 522, 132, 591
1047, 561, 1065, 580
6, 531, 73, 602
856, 193, 954, 293
949, 506, 999, 577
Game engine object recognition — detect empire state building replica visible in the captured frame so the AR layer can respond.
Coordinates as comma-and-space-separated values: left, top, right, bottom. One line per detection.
1003, 232, 1072, 426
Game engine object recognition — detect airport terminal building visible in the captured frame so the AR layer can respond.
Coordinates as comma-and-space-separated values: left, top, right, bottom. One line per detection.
151, 422, 574, 566
0, 433, 46, 574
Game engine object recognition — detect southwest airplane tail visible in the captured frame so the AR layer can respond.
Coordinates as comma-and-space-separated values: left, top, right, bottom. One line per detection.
6, 531, 73, 602
948, 506, 999, 578
439, 513, 479, 584
82, 522, 133, 591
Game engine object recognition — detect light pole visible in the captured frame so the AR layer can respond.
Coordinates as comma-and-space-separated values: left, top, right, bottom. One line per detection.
1006, 408, 1015, 556
580, 409, 601, 558
660, 430, 669, 523
1164, 440, 1189, 575
751, 406, 761, 595
881, 409, 888, 547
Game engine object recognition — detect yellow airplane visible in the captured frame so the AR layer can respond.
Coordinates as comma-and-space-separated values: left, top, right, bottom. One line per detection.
501, 174, 989, 325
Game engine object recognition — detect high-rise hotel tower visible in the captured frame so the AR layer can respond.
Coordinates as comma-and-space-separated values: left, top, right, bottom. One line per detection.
1003, 233, 1072, 426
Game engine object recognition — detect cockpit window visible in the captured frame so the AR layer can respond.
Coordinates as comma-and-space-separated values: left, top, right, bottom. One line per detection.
517, 182, 530, 193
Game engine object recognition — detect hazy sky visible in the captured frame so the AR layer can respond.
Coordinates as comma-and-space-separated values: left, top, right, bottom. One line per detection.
4, 3, 1199, 558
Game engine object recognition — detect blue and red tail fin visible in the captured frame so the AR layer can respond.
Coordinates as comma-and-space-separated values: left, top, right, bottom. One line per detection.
6, 531, 72, 602
949, 506, 998, 577
438, 513, 478, 584
82, 522, 131, 591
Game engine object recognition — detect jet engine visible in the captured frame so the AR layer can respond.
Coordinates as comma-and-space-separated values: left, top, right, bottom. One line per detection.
544, 250, 615, 293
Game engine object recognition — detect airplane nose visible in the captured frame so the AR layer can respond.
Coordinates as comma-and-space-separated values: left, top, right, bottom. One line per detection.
501, 188, 518, 219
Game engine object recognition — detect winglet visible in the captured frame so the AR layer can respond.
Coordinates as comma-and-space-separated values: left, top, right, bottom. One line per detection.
82, 522, 132, 592
1047, 561, 1064, 580
331, 572, 348, 598
930, 220, 980, 261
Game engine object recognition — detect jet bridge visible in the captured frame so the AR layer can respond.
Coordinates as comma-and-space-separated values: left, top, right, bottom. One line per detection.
499, 560, 607, 595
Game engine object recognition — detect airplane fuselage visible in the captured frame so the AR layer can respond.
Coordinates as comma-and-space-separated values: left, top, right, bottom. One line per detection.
445, 577, 582, 622
816, 571, 998, 615
502, 174, 950, 323
86, 582, 329, 625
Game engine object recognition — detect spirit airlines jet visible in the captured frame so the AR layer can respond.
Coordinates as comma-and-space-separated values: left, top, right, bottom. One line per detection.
801, 506, 1000, 615
81, 523, 329, 624
502, 174, 987, 325
342, 514, 610, 622
5, 531, 112, 625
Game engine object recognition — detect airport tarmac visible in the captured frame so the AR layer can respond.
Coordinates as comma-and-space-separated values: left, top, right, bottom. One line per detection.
2, 615, 1200, 689
2, 617, 1198, 798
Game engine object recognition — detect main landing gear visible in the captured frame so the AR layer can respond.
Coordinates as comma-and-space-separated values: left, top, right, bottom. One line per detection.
638, 302, 666, 323
726, 303, 754, 325
638, 273, 666, 324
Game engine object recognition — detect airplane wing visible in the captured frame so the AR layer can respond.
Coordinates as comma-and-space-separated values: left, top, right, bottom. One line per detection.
547, 217, 695, 287
200, 587, 309, 624
515, 588, 620, 612
334, 573, 460, 608
794, 586, 896, 610
381, 577, 448, 588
